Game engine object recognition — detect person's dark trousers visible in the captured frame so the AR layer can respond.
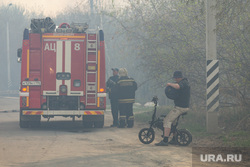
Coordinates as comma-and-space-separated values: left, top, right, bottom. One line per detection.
125, 103, 134, 128
110, 99, 119, 126
118, 103, 127, 128
118, 103, 134, 128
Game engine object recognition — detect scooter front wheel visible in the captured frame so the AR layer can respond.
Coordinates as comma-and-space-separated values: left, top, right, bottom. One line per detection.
138, 128, 155, 144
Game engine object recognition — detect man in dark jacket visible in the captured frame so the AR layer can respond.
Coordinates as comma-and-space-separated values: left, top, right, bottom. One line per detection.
156, 71, 190, 146
115, 68, 137, 128
106, 68, 119, 127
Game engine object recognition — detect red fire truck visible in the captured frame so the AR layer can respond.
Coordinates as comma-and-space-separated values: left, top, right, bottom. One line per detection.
17, 17, 106, 128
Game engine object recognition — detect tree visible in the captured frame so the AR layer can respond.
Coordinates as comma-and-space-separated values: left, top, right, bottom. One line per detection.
0, 4, 29, 93
107, 0, 250, 110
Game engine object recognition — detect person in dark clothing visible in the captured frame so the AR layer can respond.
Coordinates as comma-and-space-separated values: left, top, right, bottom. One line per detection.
115, 68, 137, 128
106, 68, 119, 127
155, 71, 190, 146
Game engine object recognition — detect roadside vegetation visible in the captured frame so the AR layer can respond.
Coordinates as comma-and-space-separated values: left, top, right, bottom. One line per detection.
134, 105, 250, 147
110, 0, 250, 147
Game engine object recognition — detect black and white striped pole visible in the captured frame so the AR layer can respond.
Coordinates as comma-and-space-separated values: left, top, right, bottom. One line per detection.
207, 60, 219, 112
206, 0, 219, 133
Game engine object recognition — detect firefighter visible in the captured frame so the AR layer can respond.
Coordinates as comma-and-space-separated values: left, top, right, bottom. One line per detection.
115, 68, 137, 128
106, 68, 119, 127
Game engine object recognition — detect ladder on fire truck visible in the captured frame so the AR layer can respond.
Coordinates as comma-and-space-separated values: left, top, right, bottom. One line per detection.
86, 31, 99, 106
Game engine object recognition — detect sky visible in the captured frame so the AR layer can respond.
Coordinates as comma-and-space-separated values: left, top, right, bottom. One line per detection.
1, 0, 81, 16
1, 0, 126, 16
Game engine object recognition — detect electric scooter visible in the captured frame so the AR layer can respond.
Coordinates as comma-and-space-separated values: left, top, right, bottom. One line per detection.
138, 96, 192, 146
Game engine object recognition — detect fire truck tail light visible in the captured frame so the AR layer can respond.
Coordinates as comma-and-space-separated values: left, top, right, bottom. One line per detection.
99, 88, 104, 92
41, 103, 47, 109
21, 97, 27, 107
80, 103, 85, 110
99, 97, 104, 102
99, 97, 105, 107
22, 87, 27, 92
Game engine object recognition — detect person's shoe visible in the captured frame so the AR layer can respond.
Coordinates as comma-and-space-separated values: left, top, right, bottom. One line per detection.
168, 139, 177, 145
155, 140, 168, 146
127, 119, 134, 128
118, 125, 125, 128
118, 120, 126, 128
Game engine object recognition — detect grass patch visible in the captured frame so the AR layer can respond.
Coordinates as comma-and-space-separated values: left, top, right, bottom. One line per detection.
135, 111, 153, 122
133, 105, 155, 122
220, 131, 250, 147
133, 106, 152, 113
177, 111, 208, 137
134, 105, 172, 123
134, 105, 250, 147
135, 105, 208, 136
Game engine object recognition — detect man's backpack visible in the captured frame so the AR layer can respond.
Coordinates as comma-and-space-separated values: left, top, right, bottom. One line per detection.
165, 86, 180, 100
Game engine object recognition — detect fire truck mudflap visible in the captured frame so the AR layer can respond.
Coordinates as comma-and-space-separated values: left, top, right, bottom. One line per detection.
18, 18, 106, 128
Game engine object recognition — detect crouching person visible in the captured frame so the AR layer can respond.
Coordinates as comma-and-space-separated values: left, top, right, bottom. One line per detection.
115, 68, 137, 128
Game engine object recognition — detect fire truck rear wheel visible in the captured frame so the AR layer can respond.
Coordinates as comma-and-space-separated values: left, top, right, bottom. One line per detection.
19, 120, 29, 128
19, 111, 41, 128
82, 121, 93, 128
30, 121, 41, 128
94, 121, 104, 128
19, 111, 29, 128
20, 120, 41, 128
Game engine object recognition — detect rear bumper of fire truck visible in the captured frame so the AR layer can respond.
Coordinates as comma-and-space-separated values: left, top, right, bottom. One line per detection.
21, 110, 104, 116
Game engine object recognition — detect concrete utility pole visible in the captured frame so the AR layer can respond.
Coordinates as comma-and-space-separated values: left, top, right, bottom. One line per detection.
206, 0, 219, 133
89, 0, 95, 28
90, 0, 94, 17
7, 3, 12, 91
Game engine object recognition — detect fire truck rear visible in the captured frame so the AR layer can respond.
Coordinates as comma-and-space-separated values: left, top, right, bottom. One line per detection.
17, 17, 106, 128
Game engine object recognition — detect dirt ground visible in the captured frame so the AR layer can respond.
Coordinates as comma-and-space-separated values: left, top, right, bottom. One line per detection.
0, 112, 193, 167
0, 97, 249, 167
0, 97, 192, 167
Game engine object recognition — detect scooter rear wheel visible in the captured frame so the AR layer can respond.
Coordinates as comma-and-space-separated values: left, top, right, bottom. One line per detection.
138, 128, 155, 144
